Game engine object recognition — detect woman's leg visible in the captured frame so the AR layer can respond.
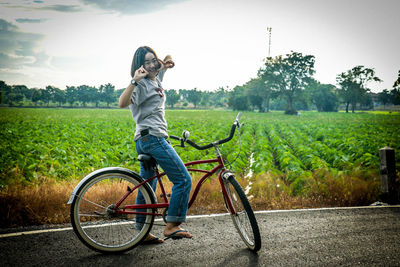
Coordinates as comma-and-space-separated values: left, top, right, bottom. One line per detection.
135, 161, 157, 230
134, 138, 157, 230
149, 137, 192, 224
137, 135, 192, 238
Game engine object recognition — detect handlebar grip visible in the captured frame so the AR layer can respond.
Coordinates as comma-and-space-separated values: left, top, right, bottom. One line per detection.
235, 112, 242, 122
186, 139, 213, 150
216, 123, 237, 145
169, 135, 180, 140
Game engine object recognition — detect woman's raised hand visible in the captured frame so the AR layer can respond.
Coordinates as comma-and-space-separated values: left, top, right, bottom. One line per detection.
163, 59, 175, 69
133, 65, 148, 81
158, 56, 175, 71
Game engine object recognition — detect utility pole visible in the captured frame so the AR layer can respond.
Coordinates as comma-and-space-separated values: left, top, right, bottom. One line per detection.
267, 27, 272, 57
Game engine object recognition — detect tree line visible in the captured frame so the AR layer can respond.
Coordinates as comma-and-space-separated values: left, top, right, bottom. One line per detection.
1, 51, 400, 113
0, 83, 118, 108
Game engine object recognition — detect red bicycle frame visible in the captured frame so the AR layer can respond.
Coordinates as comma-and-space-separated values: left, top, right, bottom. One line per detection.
114, 151, 236, 216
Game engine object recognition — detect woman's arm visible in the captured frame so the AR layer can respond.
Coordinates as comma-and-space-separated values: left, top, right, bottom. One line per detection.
164, 55, 174, 69
118, 65, 148, 108
118, 83, 136, 108
158, 55, 175, 72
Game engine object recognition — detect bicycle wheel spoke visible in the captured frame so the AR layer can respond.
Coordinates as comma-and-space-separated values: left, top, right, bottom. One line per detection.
78, 213, 104, 217
79, 196, 107, 209
70, 171, 156, 253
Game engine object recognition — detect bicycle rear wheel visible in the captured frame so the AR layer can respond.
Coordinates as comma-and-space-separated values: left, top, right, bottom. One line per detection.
223, 176, 261, 252
70, 169, 156, 253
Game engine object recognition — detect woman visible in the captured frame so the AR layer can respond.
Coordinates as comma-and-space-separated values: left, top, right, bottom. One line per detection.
119, 46, 193, 243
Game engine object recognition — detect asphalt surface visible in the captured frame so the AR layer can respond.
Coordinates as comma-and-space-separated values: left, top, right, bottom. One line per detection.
1, 206, 399, 266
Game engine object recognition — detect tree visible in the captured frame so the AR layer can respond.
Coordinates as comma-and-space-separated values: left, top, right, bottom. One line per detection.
99, 83, 115, 107
87, 86, 99, 106
187, 88, 202, 108
210, 87, 228, 108
178, 89, 190, 103
40, 88, 51, 106
66, 86, 77, 107
92, 87, 101, 107
228, 85, 249, 111
199, 91, 211, 107
7, 92, 24, 106
391, 70, 400, 105
97, 84, 104, 107
308, 79, 338, 112
393, 70, 400, 89
0, 81, 11, 104
76, 85, 92, 107
53, 88, 66, 107
12, 85, 31, 101
245, 78, 269, 112
336, 66, 381, 113
390, 88, 400, 105
45, 86, 58, 106
360, 93, 373, 110
31, 89, 41, 106
165, 89, 179, 108
6, 85, 26, 106
251, 68, 276, 112
378, 89, 391, 107
259, 52, 315, 115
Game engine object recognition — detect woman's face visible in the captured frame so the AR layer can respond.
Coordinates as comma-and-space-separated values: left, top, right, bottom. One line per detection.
143, 52, 160, 78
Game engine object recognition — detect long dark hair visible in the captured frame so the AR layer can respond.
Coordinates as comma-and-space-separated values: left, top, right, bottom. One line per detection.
130, 46, 160, 78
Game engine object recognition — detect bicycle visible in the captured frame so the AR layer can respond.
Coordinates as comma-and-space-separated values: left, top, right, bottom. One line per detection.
67, 112, 261, 253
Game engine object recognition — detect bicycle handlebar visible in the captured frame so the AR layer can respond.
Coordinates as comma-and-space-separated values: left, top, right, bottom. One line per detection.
169, 112, 242, 150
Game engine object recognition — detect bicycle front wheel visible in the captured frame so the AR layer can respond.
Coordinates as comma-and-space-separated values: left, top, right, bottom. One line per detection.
224, 176, 261, 252
70, 169, 156, 253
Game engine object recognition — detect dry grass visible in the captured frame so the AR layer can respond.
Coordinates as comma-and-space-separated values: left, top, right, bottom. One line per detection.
0, 169, 384, 228
248, 168, 382, 210
305, 168, 381, 206
0, 177, 74, 227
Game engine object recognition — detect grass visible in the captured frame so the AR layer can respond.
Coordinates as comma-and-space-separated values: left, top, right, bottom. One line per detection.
0, 169, 384, 228
0, 178, 74, 227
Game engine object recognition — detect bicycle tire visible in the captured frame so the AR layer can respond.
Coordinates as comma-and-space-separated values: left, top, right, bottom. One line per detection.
70, 168, 156, 253
224, 176, 261, 252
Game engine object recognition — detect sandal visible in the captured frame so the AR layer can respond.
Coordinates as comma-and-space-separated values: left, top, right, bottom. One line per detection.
164, 229, 192, 240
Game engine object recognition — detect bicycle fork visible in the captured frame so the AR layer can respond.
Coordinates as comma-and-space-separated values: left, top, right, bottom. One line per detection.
219, 170, 237, 214
212, 144, 237, 215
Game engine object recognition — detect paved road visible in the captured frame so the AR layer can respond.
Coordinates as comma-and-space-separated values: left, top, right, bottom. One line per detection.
1, 206, 399, 266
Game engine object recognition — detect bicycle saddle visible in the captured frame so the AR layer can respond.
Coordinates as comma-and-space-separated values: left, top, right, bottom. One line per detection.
138, 154, 157, 170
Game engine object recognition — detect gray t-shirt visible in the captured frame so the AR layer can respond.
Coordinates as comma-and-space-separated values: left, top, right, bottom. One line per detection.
129, 69, 168, 141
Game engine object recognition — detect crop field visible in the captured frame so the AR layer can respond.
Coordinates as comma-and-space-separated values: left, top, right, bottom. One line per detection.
1, 108, 399, 226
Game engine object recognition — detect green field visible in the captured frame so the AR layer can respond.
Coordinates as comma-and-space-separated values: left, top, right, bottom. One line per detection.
1, 108, 400, 226
1, 108, 399, 186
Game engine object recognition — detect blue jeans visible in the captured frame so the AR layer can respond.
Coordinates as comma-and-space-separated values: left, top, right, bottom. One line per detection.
135, 135, 192, 229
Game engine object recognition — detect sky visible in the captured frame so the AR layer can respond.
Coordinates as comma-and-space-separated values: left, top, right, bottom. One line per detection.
0, 0, 399, 93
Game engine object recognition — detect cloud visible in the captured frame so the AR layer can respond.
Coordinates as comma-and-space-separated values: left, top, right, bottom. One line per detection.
38, 4, 82, 13
16, 18, 48, 23
0, 2, 82, 13
1, 0, 184, 14
1, 0, 186, 15
79, 0, 188, 15
0, 19, 50, 70
0, 53, 32, 69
